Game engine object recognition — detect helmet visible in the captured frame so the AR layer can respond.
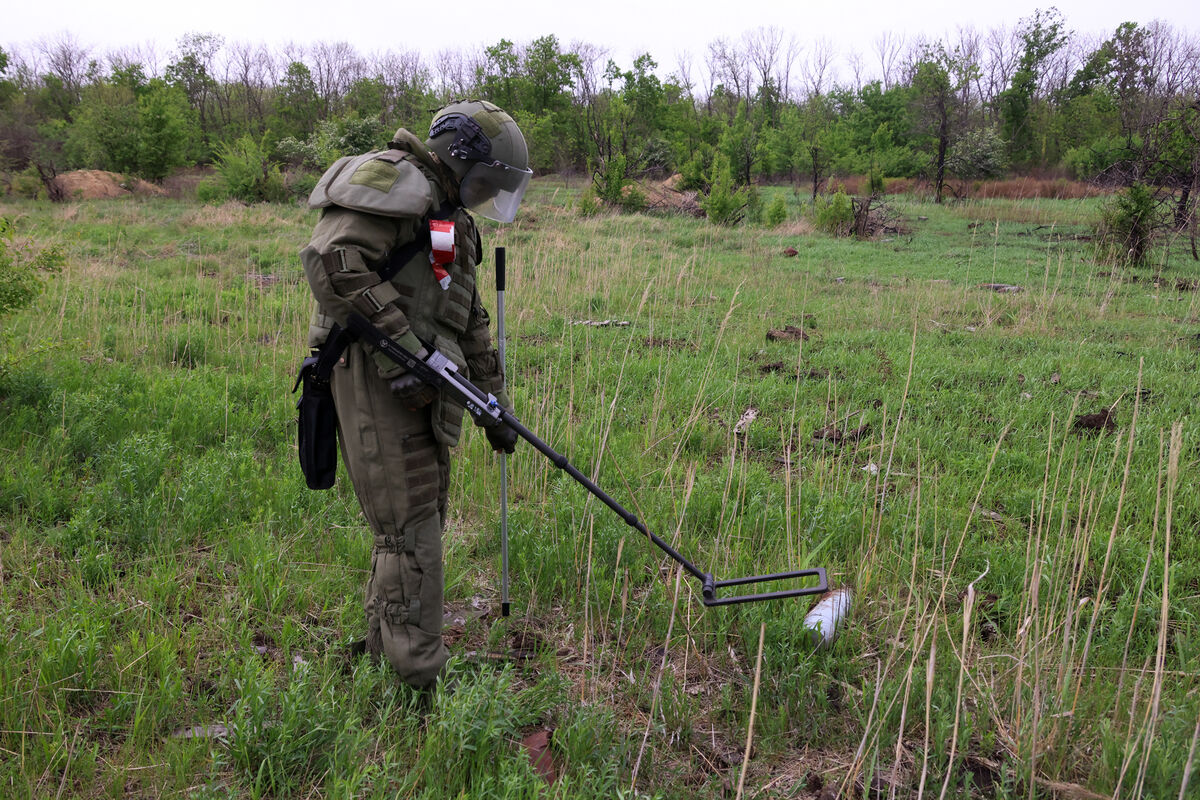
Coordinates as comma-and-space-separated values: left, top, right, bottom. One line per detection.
426, 100, 532, 223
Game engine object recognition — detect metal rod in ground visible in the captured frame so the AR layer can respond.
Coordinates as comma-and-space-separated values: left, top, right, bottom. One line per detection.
496, 246, 510, 617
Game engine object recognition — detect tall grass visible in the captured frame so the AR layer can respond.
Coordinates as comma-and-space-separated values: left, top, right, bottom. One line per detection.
0, 188, 1196, 798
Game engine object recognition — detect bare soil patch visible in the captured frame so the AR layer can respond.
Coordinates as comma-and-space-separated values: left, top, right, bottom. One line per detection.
53, 170, 166, 200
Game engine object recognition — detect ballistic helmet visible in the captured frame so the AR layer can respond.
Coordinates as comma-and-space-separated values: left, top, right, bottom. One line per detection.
426, 100, 531, 223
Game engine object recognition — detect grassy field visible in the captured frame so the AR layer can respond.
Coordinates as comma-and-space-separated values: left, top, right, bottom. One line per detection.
0, 181, 1198, 799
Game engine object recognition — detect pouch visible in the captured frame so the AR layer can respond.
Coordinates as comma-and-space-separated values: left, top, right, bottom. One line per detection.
294, 356, 339, 490
430, 335, 468, 448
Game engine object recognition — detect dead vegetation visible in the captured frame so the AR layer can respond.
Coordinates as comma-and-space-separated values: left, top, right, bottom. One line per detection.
634, 174, 705, 217
53, 170, 166, 200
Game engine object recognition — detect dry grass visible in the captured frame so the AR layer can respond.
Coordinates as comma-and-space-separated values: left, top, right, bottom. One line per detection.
827, 175, 1109, 202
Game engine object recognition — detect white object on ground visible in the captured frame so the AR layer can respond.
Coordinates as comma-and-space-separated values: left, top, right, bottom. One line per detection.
802, 588, 853, 648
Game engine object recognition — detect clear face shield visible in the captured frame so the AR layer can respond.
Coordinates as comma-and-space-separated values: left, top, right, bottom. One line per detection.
459, 159, 533, 223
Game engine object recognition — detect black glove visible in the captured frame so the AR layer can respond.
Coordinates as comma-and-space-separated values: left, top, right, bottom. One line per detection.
389, 373, 437, 409
484, 423, 518, 454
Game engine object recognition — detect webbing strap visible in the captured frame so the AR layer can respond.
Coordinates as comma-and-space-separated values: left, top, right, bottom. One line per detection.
314, 324, 352, 381
372, 203, 456, 281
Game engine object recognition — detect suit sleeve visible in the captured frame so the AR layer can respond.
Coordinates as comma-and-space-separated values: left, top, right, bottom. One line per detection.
300, 207, 423, 379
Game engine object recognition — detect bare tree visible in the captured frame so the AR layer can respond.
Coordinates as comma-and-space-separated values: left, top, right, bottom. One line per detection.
745, 26, 784, 98
673, 50, 695, 99
372, 49, 431, 122
982, 24, 1021, 111
38, 32, 92, 113
874, 31, 904, 89
310, 41, 364, 116
226, 41, 273, 131
952, 26, 982, 111
802, 37, 836, 98
431, 47, 475, 101
706, 36, 750, 105
105, 42, 162, 78
845, 48, 866, 93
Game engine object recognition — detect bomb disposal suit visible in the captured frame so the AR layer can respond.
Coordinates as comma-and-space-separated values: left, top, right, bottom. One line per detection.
299, 101, 531, 686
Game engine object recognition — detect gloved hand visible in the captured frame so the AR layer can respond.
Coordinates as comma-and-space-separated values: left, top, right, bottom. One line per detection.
389, 373, 437, 409
484, 423, 518, 454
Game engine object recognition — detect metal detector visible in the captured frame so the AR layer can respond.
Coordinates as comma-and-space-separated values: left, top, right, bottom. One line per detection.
344, 312, 828, 606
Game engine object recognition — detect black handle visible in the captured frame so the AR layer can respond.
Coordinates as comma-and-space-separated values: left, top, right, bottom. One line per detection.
495, 246, 506, 291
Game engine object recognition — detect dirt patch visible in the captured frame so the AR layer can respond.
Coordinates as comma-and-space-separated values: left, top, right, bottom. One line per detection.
53, 170, 166, 200
766, 325, 809, 342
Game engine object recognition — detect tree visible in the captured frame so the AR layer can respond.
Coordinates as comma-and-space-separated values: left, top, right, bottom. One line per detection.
165, 33, 222, 156
67, 74, 193, 181
271, 61, 320, 142
521, 35, 577, 114
911, 44, 978, 202
998, 8, 1069, 167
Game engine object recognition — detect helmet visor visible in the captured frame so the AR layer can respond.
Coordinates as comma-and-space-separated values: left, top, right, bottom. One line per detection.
460, 159, 533, 223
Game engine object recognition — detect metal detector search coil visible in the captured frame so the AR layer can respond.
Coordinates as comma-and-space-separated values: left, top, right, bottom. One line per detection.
344, 312, 828, 607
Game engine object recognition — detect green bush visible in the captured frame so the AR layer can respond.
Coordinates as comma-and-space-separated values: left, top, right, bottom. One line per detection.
576, 188, 602, 218
812, 187, 854, 235
700, 154, 748, 226
276, 116, 387, 170
0, 217, 61, 318
202, 134, 288, 204
1097, 182, 1160, 266
594, 154, 628, 207
766, 193, 788, 226
7, 168, 46, 200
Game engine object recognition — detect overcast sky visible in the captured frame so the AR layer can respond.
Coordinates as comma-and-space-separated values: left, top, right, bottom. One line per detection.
5, 0, 1198, 80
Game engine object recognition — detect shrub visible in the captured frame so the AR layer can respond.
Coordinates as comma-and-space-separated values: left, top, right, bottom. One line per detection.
594, 154, 628, 207
576, 188, 601, 218
766, 194, 788, 226
201, 134, 288, 204
745, 185, 764, 225
0, 217, 62, 318
1097, 182, 1161, 266
700, 154, 747, 226
947, 128, 1010, 180
812, 188, 854, 236
276, 116, 388, 170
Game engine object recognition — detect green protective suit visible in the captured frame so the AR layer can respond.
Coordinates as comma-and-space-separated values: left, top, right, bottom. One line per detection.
299, 129, 509, 686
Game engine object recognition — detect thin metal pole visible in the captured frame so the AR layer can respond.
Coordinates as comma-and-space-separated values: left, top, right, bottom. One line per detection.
496, 247, 510, 617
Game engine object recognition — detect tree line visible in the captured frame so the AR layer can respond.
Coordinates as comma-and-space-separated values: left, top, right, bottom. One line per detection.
1, 12, 1197, 223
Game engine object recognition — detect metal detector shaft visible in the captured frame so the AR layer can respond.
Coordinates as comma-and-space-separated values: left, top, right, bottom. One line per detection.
344, 312, 828, 606
496, 247, 511, 617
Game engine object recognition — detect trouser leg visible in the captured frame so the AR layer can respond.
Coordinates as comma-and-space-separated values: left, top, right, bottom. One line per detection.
333, 343, 450, 687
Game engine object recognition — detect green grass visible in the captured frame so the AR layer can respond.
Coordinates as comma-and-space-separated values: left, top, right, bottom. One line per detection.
1, 188, 1198, 798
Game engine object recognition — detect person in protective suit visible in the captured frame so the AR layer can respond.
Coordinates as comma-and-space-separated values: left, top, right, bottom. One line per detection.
299, 100, 532, 687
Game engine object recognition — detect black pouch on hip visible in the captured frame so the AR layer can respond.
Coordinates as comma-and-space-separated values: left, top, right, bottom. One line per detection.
294, 355, 338, 490
293, 326, 352, 490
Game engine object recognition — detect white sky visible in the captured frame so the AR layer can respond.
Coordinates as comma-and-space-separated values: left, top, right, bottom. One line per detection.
5, 0, 1198, 82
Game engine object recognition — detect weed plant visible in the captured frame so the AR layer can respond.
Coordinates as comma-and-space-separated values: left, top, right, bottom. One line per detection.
0, 186, 1197, 798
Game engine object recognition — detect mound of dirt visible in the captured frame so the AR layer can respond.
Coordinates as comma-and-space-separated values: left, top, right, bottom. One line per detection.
54, 170, 166, 200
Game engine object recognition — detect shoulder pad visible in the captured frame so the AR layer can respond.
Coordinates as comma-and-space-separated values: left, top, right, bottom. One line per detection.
308, 151, 434, 219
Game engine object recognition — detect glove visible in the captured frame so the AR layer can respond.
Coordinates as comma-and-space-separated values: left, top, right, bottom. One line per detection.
389, 373, 437, 409
484, 423, 518, 454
